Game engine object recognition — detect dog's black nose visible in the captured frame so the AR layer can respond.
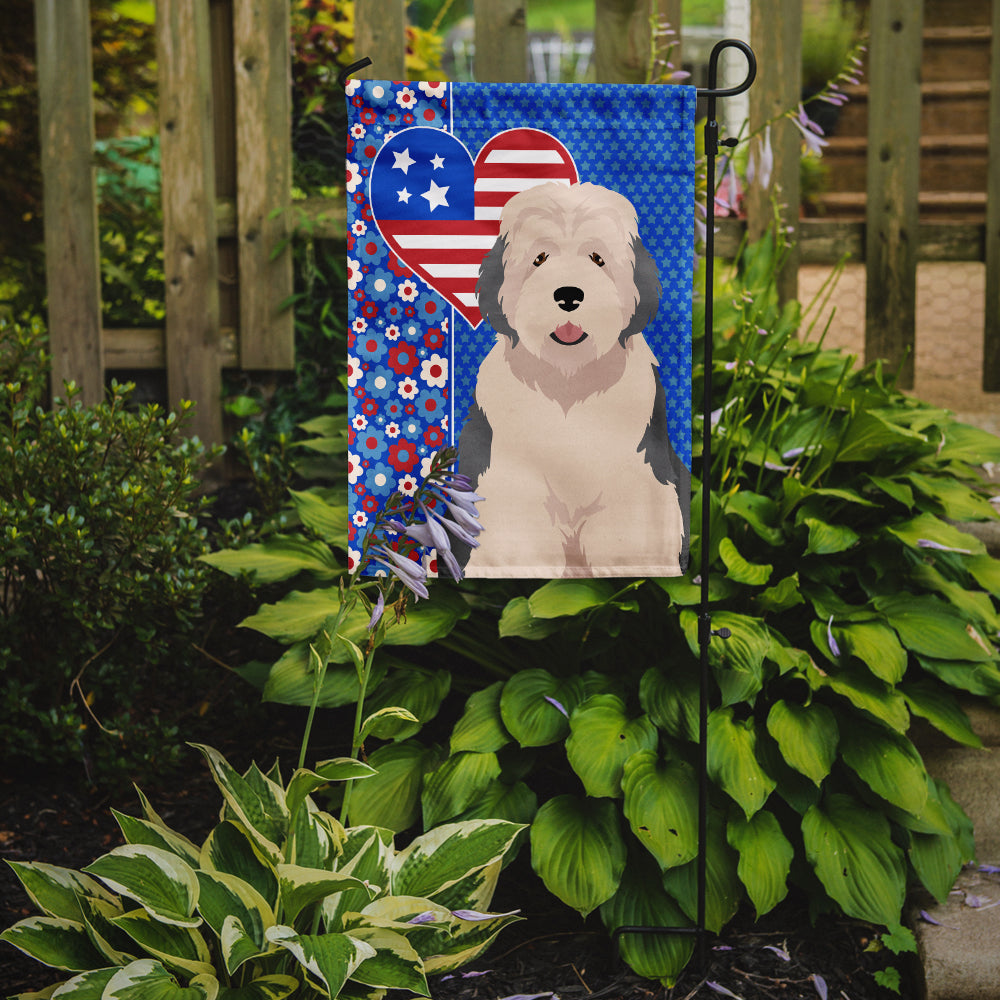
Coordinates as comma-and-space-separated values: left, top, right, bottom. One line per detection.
554, 286, 584, 312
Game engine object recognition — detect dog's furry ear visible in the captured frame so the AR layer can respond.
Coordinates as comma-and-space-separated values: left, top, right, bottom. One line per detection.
476, 236, 519, 346
619, 236, 662, 347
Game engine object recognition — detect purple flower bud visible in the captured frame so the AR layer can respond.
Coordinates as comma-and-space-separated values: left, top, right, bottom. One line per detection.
544, 695, 569, 718
367, 590, 385, 631
812, 974, 828, 1000
827, 616, 841, 658
407, 911, 437, 925
371, 545, 429, 600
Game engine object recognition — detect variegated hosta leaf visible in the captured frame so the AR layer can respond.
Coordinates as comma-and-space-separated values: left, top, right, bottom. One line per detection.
200, 822, 278, 910
112, 810, 202, 868
391, 820, 524, 901
727, 810, 793, 918
102, 958, 218, 999
265, 926, 376, 998
83, 846, 200, 928
802, 793, 906, 927
599, 854, 694, 987
706, 707, 776, 819
276, 864, 375, 925
110, 908, 214, 979
0, 916, 107, 972
421, 751, 502, 829
323, 829, 393, 931
288, 802, 343, 870
621, 751, 699, 871
661, 811, 742, 934
499, 669, 585, 747
424, 859, 501, 916
285, 760, 376, 824
46, 966, 118, 997
529, 795, 626, 917
565, 695, 658, 799
345, 926, 429, 995
195, 871, 274, 973
450, 681, 511, 754
765, 700, 838, 786
77, 894, 136, 966
214, 974, 300, 999
190, 745, 287, 863
421, 907, 522, 975
4, 862, 118, 922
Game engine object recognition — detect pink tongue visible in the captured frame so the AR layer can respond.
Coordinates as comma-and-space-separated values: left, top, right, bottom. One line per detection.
552, 322, 585, 344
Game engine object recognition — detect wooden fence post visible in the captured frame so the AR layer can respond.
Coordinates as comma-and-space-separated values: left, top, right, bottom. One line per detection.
157, 0, 223, 445
34, 0, 104, 405
354, 0, 406, 80
474, 0, 527, 82
983, 0, 1000, 390
864, 0, 923, 389
233, 0, 294, 370
594, 0, 656, 84
746, 0, 801, 306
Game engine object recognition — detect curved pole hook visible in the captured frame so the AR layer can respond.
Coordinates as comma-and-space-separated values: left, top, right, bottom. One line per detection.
697, 38, 756, 99
338, 57, 373, 90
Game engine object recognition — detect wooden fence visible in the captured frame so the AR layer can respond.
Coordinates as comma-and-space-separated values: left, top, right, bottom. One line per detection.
33, 0, 1000, 445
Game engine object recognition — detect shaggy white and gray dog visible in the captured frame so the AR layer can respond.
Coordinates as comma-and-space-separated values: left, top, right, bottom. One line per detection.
457, 181, 690, 577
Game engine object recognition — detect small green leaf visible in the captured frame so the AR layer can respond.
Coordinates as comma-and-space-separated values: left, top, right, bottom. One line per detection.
200, 536, 340, 584
639, 664, 699, 742
875, 594, 995, 662
499, 670, 584, 747
839, 718, 929, 817
719, 537, 772, 585
900, 680, 982, 748
288, 488, 348, 547
707, 708, 776, 818
346, 740, 442, 832
527, 579, 616, 618
803, 517, 859, 556
765, 701, 838, 786
421, 751, 502, 829
450, 682, 511, 754
727, 811, 793, 917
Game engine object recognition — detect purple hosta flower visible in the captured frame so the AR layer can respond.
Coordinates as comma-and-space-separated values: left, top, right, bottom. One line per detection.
827, 616, 842, 658
812, 974, 828, 1000
763, 944, 791, 962
407, 911, 438, 925
917, 539, 973, 555
544, 695, 569, 718
715, 158, 741, 215
367, 590, 385, 631
371, 544, 429, 600
746, 124, 774, 191
979, 864, 1000, 874
707, 982, 742, 999
791, 104, 829, 157
451, 908, 521, 921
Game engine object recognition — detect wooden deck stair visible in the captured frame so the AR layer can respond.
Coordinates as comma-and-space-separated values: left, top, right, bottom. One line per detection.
815, 2, 993, 222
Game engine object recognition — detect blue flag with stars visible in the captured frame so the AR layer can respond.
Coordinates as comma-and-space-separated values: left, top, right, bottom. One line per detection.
346, 79, 696, 578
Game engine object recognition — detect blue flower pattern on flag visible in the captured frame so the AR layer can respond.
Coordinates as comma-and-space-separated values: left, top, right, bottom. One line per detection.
346, 78, 696, 563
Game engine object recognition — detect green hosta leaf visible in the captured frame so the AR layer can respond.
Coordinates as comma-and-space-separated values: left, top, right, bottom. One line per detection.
599, 853, 694, 987
803, 517, 859, 556
453, 779, 538, 827
265, 926, 375, 998
724, 490, 784, 545
718, 537, 772, 586
421, 751, 502, 828
360, 706, 421, 742
707, 708, 776, 818
103, 959, 218, 1000
765, 701, 838, 786
530, 795, 626, 917
835, 621, 907, 684
216, 975, 299, 1000
277, 865, 374, 925
621, 751, 698, 871
901, 680, 982, 748
886, 512, 985, 557
200, 535, 340, 584
911, 562, 1000, 633
654, 573, 737, 605
835, 410, 927, 463
967, 553, 1000, 597
681, 610, 770, 706
195, 871, 273, 973
0, 916, 107, 971
111, 909, 214, 978
288, 488, 349, 547
755, 573, 805, 614
450, 682, 511, 754
393, 820, 524, 900
639, 664, 699, 742
916, 655, 1000, 697
727, 811, 793, 918
874, 594, 995, 662
802, 793, 906, 926
83, 846, 200, 928
909, 827, 965, 905
661, 811, 741, 934
935, 421, 1000, 464
906, 472, 998, 522
346, 926, 428, 994
190, 746, 287, 862
347, 740, 442, 832
527, 578, 616, 618
260, 643, 387, 709
112, 812, 201, 868
499, 670, 584, 747
497, 596, 565, 639
241, 589, 342, 642
810, 662, 910, 732
362, 667, 451, 740
565, 695, 658, 798
200, 822, 278, 910
839, 718, 929, 816
5, 862, 118, 923
866, 474, 914, 509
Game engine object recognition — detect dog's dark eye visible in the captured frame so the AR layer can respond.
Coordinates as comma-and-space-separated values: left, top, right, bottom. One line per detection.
532, 252, 548, 267
589, 252, 606, 268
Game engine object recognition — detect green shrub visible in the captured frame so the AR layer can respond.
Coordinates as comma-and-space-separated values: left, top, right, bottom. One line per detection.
0, 317, 220, 783
1, 743, 524, 998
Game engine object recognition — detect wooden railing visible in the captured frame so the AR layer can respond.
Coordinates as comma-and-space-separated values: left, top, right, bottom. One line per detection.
32, 0, 1000, 445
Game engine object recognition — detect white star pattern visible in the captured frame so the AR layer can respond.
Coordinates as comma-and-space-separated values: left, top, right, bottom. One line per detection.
397, 188, 411, 204
392, 147, 415, 173
430, 153, 445, 170
421, 179, 450, 211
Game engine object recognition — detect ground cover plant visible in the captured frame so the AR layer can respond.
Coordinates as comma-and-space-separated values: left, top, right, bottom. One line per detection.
205, 230, 1000, 987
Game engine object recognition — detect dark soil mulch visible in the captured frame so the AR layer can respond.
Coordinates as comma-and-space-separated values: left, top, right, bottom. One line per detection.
1, 748, 916, 1000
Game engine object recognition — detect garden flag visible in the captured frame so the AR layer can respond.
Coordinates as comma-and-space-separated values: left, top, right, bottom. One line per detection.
346, 79, 696, 578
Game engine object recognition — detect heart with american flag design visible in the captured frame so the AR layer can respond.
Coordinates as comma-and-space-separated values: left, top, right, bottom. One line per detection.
369, 127, 578, 327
